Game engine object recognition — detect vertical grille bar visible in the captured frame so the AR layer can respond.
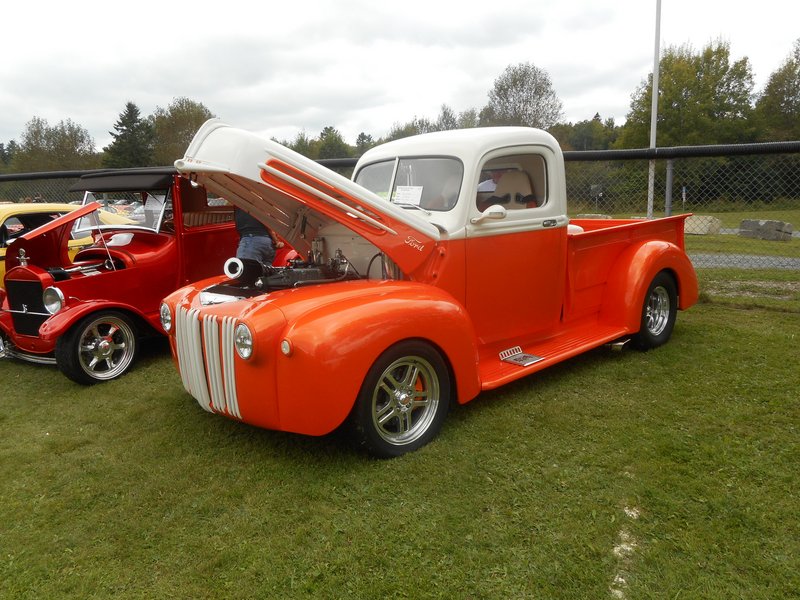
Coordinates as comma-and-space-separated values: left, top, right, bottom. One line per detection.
174, 305, 238, 418
221, 316, 241, 419
203, 314, 225, 412
176, 307, 213, 412
175, 307, 194, 394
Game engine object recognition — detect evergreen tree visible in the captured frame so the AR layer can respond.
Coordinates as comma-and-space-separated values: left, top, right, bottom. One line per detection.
355, 132, 374, 156
317, 126, 350, 159
103, 102, 154, 168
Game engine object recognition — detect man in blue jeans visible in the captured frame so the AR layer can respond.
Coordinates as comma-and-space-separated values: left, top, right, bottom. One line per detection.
234, 207, 283, 266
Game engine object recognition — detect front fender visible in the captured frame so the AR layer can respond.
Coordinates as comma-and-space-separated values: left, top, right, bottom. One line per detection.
601, 240, 698, 332
38, 299, 156, 343
273, 283, 481, 436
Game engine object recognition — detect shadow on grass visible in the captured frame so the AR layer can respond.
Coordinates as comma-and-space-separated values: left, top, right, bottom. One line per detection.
178, 344, 636, 466
447, 344, 625, 425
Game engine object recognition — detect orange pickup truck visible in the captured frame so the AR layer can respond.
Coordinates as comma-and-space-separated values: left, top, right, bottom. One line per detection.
160, 120, 698, 457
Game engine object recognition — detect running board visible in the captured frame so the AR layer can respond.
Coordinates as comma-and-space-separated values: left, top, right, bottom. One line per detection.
479, 323, 630, 390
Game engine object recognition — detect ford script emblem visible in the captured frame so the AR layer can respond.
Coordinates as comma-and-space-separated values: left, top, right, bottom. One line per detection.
404, 236, 425, 251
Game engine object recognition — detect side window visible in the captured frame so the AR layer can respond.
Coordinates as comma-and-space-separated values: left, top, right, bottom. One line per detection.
476, 154, 547, 213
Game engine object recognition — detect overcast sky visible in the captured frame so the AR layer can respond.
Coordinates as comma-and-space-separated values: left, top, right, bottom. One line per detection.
2, 0, 798, 150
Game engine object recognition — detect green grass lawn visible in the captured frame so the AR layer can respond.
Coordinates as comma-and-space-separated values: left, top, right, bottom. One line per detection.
1, 300, 799, 599
685, 234, 797, 258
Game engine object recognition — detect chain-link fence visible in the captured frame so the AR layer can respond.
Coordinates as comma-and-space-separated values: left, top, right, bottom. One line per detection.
0, 172, 89, 205
563, 142, 800, 271
2, 143, 798, 274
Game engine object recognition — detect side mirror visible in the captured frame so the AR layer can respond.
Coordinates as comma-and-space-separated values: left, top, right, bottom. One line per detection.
470, 204, 507, 224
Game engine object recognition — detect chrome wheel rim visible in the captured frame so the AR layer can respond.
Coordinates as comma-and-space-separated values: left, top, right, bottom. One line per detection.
77, 316, 136, 380
645, 286, 671, 336
371, 356, 440, 446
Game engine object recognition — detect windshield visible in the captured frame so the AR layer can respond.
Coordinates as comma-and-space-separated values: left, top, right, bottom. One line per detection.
77, 190, 172, 232
355, 157, 463, 212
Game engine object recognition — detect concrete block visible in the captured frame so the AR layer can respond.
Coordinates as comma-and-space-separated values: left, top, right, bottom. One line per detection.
739, 219, 793, 241
686, 215, 722, 235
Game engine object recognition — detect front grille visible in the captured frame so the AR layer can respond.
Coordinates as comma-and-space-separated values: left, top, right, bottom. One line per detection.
175, 306, 241, 418
6, 279, 47, 336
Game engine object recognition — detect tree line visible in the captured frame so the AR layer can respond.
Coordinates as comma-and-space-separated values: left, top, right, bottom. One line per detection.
1, 39, 798, 174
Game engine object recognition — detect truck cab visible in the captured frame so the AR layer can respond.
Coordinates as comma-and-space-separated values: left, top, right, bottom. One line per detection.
352, 129, 571, 348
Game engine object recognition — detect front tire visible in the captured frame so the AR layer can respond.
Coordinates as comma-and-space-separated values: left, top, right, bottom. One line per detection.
350, 341, 450, 458
55, 311, 138, 384
632, 271, 677, 350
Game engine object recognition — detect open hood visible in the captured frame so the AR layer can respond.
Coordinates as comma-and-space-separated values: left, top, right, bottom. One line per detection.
175, 120, 441, 274
5, 202, 102, 273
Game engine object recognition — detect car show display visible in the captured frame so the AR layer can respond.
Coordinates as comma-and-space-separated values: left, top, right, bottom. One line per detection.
159, 120, 698, 456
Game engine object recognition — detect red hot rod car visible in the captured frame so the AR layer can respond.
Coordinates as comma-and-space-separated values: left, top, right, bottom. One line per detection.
0, 168, 242, 383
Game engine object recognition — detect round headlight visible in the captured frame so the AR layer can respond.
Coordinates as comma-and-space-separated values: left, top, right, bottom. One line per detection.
42, 287, 64, 315
159, 302, 172, 332
234, 323, 253, 359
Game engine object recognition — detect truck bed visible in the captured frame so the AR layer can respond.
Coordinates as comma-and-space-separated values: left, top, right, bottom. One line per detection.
478, 215, 691, 390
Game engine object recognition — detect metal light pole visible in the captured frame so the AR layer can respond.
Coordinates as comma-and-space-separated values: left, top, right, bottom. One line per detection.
647, 0, 662, 219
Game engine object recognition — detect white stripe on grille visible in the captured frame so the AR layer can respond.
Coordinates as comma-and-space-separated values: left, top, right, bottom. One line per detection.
221, 316, 240, 419
175, 306, 239, 417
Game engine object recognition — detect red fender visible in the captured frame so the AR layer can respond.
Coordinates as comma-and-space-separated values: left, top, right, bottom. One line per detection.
37, 300, 158, 346
268, 282, 481, 436
601, 240, 698, 333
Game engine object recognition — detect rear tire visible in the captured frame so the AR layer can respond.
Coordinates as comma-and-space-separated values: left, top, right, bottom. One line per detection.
55, 311, 138, 384
350, 341, 450, 458
632, 271, 677, 350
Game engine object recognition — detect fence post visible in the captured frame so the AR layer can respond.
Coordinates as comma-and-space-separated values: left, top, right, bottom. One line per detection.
665, 159, 673, 216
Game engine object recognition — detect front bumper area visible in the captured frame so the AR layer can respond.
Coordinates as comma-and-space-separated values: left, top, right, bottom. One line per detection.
0, 334, 56, 364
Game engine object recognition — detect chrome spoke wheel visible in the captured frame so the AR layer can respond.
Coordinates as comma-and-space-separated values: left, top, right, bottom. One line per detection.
633, 272, 678, 351
76, 315, 136, 380
644, 285, 671, 336
371, 355, 440, 446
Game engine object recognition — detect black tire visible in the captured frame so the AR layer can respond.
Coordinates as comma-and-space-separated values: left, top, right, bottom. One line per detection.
55, 311, 138, 385
632, 271, 678, 350
350, 341, 450, 458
